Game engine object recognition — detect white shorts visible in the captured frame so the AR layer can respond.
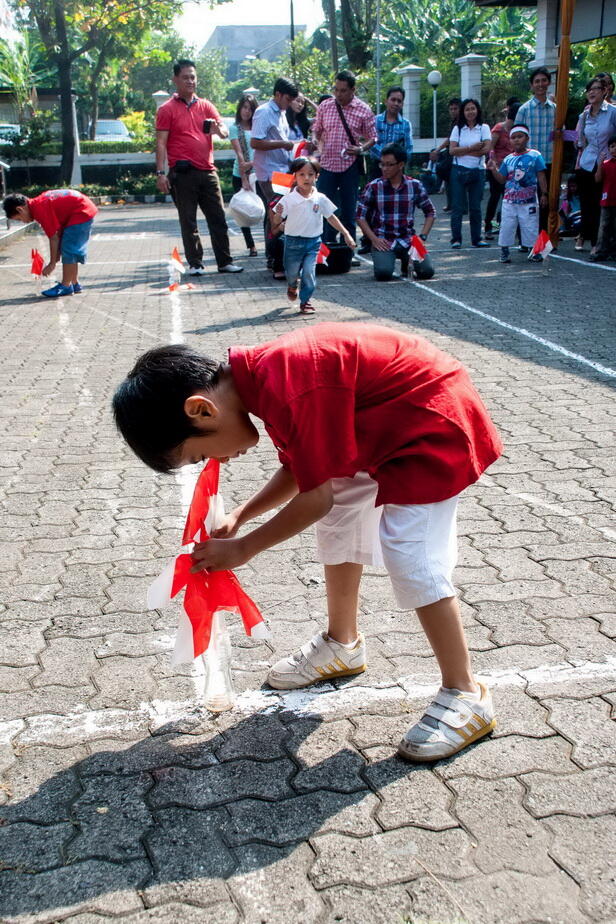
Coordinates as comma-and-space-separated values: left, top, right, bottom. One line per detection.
498, 199, 539, 248
315, 472, 458, 610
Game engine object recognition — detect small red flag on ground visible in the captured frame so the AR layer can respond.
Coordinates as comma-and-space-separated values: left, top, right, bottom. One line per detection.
31, 249, 44, 276
530, 230, 553, 260
147, 459, 269, 661
410, 235, 428, 263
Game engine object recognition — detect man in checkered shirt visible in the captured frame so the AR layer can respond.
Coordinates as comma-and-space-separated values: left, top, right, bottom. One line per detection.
356, 143, 436, 279
312, 70, 376, 246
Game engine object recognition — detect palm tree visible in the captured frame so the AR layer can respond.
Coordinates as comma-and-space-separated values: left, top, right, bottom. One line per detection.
0, 31, 54, 122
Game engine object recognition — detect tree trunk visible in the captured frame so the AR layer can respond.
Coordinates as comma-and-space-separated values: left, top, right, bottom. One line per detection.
54, 1, 75, 185
328, 0, 339, 73
340, 0, 375, 70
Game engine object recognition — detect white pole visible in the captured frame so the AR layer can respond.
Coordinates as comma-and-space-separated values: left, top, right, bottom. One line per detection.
432, 87, 437, 147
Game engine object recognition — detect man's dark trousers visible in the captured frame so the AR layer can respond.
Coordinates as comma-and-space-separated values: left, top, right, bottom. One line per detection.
318, 161, 361, 242
169, 167, 232, 269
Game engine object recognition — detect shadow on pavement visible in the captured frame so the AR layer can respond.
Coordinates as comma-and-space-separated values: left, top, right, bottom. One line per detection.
0, 708, 453, 917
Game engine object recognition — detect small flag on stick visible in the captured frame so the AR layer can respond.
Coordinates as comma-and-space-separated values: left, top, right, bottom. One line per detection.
31, 249, 44, 276
529, 230, 553, 261
271, 171, 294, 196
147, 459, 269, 662
170, 247, 185, 274
316, 243, 330, 266
409, 235, 428, 264
292, 140, 310, 159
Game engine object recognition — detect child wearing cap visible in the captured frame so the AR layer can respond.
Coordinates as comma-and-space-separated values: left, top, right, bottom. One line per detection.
2, 189, 97, 297
113, 322, 503, 763
487, 124, 547, 264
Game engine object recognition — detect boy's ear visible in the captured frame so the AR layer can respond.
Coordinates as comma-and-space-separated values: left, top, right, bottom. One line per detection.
184, 394, 219, 427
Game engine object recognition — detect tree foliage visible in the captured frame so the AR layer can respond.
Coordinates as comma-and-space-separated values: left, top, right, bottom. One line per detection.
0, 31, 54, 120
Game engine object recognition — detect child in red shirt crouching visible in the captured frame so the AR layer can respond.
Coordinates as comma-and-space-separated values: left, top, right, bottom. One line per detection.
3, 189, 97, 297
113, 322, 503, 762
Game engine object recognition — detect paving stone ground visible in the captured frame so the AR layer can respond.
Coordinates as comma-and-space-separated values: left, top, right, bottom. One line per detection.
0, 199, 615, 924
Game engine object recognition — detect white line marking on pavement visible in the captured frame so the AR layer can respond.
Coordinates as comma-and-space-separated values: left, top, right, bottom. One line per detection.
551, 253, 616, 272
86, 305, 160, 339
355, 254, 616, 379
4, 655, 616, 747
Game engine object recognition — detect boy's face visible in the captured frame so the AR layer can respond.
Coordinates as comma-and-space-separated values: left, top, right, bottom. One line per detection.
510, 132, 528, 152
11, 203, 32, 223
609, 141, 616, 159
173, 394, 259, 467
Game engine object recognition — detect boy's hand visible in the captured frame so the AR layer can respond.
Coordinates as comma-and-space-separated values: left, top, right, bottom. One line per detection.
190, 537, 249, 573
275, 202, 284, 215
211, 510, 241, 539
486, 157, 497, 172
42, 262, 55, 277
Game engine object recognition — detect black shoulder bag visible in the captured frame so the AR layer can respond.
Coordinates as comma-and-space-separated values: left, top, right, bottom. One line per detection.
335, 101, 366, 176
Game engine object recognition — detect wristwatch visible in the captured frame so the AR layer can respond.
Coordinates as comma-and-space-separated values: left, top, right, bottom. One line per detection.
156, 170, 165, 176
419, 234, 427, 241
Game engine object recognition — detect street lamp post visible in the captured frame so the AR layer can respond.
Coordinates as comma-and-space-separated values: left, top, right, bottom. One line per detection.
427, 70, 442, 148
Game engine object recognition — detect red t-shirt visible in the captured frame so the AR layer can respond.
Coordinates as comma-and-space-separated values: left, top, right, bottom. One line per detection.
229, 323, 503, 505
155, 94, 220, 171
490, 123, 514, 166
600, 157, 616, 207
28, 189, 97, 239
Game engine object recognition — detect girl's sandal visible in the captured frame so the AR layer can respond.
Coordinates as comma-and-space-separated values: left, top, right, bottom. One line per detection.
300, 301, 316, 313
249, 247, 258, 256
287, 285, 298, 302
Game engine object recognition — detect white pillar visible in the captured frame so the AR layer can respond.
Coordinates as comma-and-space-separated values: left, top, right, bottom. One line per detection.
152, 90, 170, 110
455, 54, 488, 101
393, 64, 425, 138
529, 0, 560, 86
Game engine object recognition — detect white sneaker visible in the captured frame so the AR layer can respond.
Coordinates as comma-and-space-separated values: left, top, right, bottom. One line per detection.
188, 266, 206, 276
218, 263, 243, 273
267, 631, 366, 690
398, 682, 496, 763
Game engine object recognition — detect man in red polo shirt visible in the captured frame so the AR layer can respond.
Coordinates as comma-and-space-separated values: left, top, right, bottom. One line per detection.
155, 59, 242, 275
113, 322, 503, 764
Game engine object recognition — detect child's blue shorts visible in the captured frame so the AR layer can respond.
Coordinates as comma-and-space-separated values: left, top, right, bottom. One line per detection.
61, 219, 94, 264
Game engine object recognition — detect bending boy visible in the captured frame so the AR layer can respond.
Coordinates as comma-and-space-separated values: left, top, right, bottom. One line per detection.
113, 323, 503, 762
3, 189, 97, 297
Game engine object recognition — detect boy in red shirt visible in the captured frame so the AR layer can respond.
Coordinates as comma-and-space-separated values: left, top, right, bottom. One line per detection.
590, 135, 616, 262
3, 189, 97, 297
113, 322, 503, 762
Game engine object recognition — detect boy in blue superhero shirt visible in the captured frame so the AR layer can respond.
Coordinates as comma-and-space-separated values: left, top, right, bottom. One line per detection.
487, 124, 548, 264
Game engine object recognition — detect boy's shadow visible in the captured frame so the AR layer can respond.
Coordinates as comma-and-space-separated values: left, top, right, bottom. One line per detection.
0, 705, 444, 917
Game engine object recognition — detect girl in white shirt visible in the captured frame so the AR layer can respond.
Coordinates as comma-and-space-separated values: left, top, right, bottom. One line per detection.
448, 99, 492, 248
273, 156, 355, 313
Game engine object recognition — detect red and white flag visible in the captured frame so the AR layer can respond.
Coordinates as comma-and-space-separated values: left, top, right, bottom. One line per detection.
147, 460, 269, 663
271, 171, 294, 196
31, 248, 44, 276
316, 242, 330, 265
530, 230, 553, 260
169, 246, 185, 275
292, 140, 310, 159
409, 235, 428, 263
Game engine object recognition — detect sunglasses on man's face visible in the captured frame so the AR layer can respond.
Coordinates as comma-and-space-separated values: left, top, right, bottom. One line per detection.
380, 161, 398, 168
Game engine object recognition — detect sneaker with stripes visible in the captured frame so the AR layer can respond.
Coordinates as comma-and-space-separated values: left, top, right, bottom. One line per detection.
267, 631, 366, 690
398, 682, 496, 762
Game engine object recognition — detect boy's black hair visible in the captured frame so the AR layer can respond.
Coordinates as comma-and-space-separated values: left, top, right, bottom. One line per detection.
112, 344, 222, 474
506, 101, 521, 121
608, 135, 616, 147
174, 58, 196, 76
530, 66, 551, 84
318, 93, 333, 104
506, 96, 520, 107
380, 143, 406, 163
273, 77, 298, 98
2, 193, 27, 219
335, 69, 356, 88
386, 85, 405, 100
289, 155, 320, 175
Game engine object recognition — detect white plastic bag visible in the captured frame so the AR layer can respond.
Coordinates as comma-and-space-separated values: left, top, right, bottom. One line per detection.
229, 187, 265, 227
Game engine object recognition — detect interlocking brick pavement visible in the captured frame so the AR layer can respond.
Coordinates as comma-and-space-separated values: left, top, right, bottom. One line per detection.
0, 199, 614, 923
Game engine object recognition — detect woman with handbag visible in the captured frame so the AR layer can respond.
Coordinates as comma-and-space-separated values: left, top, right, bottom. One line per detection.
448, 99, 492, 248
574, 77, 616, 254
229, 94, 262, 256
